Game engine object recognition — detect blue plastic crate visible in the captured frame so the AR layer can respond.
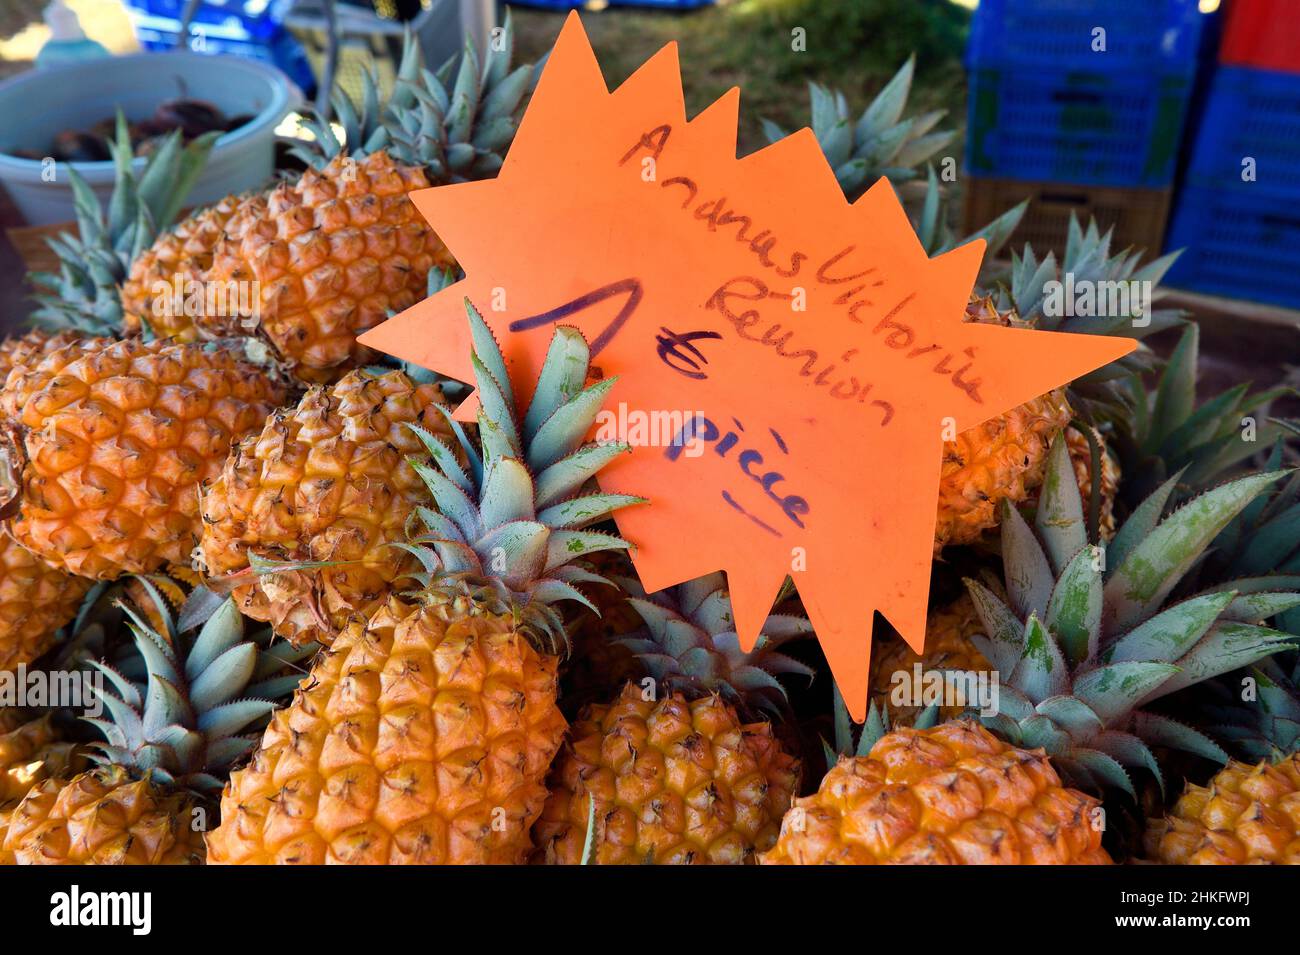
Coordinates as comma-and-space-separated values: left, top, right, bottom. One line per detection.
123, 0, 293, 42
968, 0, 1206, 72
965, 66, 1193, 186
1185, 66, 1300, 197
131, 24, 315, 97
1164, 184, 1300, 309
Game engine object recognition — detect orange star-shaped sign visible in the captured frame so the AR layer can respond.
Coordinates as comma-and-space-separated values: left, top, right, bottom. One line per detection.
361, 12, 1134, 719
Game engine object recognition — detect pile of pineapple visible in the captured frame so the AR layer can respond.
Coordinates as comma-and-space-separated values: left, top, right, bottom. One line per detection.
0, 34, 1297, 866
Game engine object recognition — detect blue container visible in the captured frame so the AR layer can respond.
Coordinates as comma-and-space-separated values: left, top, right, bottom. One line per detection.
966, 66, 1193, 186
1164, 184, 1300, 309
123, 0, 314, 96
968, 0, 1206, 73
1184, 66, 1300, 197
123, 0, 292, 42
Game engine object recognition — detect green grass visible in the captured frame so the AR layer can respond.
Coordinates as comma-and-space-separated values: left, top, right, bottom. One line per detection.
508, 0, 971, 156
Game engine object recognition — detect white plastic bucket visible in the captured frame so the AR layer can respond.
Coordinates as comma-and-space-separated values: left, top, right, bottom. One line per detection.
0, 51, 298, 226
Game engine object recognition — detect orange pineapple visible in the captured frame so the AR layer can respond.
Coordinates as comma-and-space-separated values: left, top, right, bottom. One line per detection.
2, 337, 286, 579
1, 595, 294, 865
198, 368, 453, 648
124, 21, 538, 382
0, 329, 98, 672
120, 194, 246, 341
1145, 755, 1300, 864
205, 313, 641, 864
203, 155, 454, 383
535, 575, 810, 864
762, 720, 1111, 864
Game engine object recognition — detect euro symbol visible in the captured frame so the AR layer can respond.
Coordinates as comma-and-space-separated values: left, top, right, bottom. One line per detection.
656, 327, 721, 380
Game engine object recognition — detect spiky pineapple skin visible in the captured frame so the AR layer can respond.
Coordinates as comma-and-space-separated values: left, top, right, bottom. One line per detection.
870, 592, 991, 726
0, 533, 91, 672
1145, 754, 1300, 864
762, 721, 1111, 864
1, 713, 81, 805
2, 766, 204, 864
206, 595, 567, 864
1, 712, 84, 865
121, 194, 246, 341
2, 337, 286, 579
935, 299, 1073, 553
0, 330, 99, 670
534, 683, 798, 864
199, 369, 451, 647
1, 712, 85, 864
205, 153, 456, 383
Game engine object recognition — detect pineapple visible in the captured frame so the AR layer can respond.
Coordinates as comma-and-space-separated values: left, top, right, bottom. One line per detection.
1146, 753, 1300, 864
0, 331, 96, 673
198, 369, 454, 648
1, 713, 82, 805
935, 295, 1125, 554
1, 591, 288, 864
778, 440, 1296, 864
0, 712, 86, 865
205, 309, 641, 864
127, 17, 539, 381
1146, 650, 1300, 864
0, 535, 92, 673
3, 116, 286, 587
1, 337, 287, 580
534, 575, 812, 864
202, 153, 453, 382
932, 217, 1185, 552
762, 714, 1111, 864
957, 438, 1296, 803
120, 193, 247, 341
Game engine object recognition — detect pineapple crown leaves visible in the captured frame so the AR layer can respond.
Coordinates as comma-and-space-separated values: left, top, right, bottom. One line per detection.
1174, 653, 1300, 764
81, 587, 301, 793
962, 434, 1298, 799
29, 112, 217, 334
401, 300, 644, 653
916, 163, 1026, 259
293, 12, 542, 183
762, 57, 955, 201
611, 572, 815, 721
1203, 439, 1300, 616
1121, 324, 1298, 497
1003, 216, 1185, 337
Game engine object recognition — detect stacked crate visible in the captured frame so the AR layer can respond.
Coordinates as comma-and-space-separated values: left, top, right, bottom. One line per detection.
1164, 0, 1300, 308
962, 0, 1208, 258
